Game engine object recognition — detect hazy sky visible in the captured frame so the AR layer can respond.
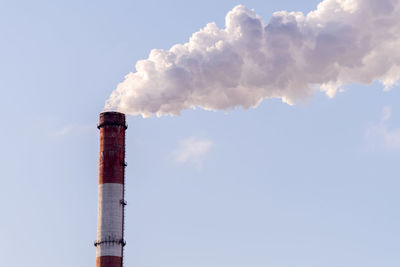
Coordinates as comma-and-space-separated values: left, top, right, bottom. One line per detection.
0, 1, 399, 267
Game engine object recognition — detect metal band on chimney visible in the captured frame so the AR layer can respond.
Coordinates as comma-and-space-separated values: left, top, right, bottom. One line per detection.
97, 121, 127, 130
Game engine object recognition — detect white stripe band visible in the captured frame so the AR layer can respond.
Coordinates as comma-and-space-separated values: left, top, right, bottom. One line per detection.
96, 183, 124, 257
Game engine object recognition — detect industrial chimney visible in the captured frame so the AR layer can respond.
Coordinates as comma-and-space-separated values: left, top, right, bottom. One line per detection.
95, 111, 127, 267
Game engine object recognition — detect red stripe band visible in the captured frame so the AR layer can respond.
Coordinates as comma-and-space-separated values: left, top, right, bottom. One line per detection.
96, 256, 122, 267
98, 112, 126, 185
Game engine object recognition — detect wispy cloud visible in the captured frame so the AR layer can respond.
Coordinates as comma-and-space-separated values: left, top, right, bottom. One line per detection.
49, 124, 93, 138
170, 136, 213, 168
365, 106, 400, 151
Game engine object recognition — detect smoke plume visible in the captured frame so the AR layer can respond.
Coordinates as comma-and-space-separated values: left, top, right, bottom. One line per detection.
105, 0, 400, 117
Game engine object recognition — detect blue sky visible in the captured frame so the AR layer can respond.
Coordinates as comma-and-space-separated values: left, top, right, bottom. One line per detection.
1, 0, 399, 266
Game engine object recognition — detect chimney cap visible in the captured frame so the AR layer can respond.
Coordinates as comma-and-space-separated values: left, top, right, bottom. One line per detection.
98, 111, 127, 129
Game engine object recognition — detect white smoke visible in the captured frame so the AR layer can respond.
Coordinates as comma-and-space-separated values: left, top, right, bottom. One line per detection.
105, 0, 400, 117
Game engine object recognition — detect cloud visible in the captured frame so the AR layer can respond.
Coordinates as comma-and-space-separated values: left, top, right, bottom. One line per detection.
49, 124, 93, 138
365, 106, 400, 151
106, 0, 400, 117
170, 136, 213, 168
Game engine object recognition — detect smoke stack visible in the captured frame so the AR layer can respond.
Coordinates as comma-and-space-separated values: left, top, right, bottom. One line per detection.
95, 111, 127, 267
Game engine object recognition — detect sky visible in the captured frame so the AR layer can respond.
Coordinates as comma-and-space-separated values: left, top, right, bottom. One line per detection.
0, 0, 399, 267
